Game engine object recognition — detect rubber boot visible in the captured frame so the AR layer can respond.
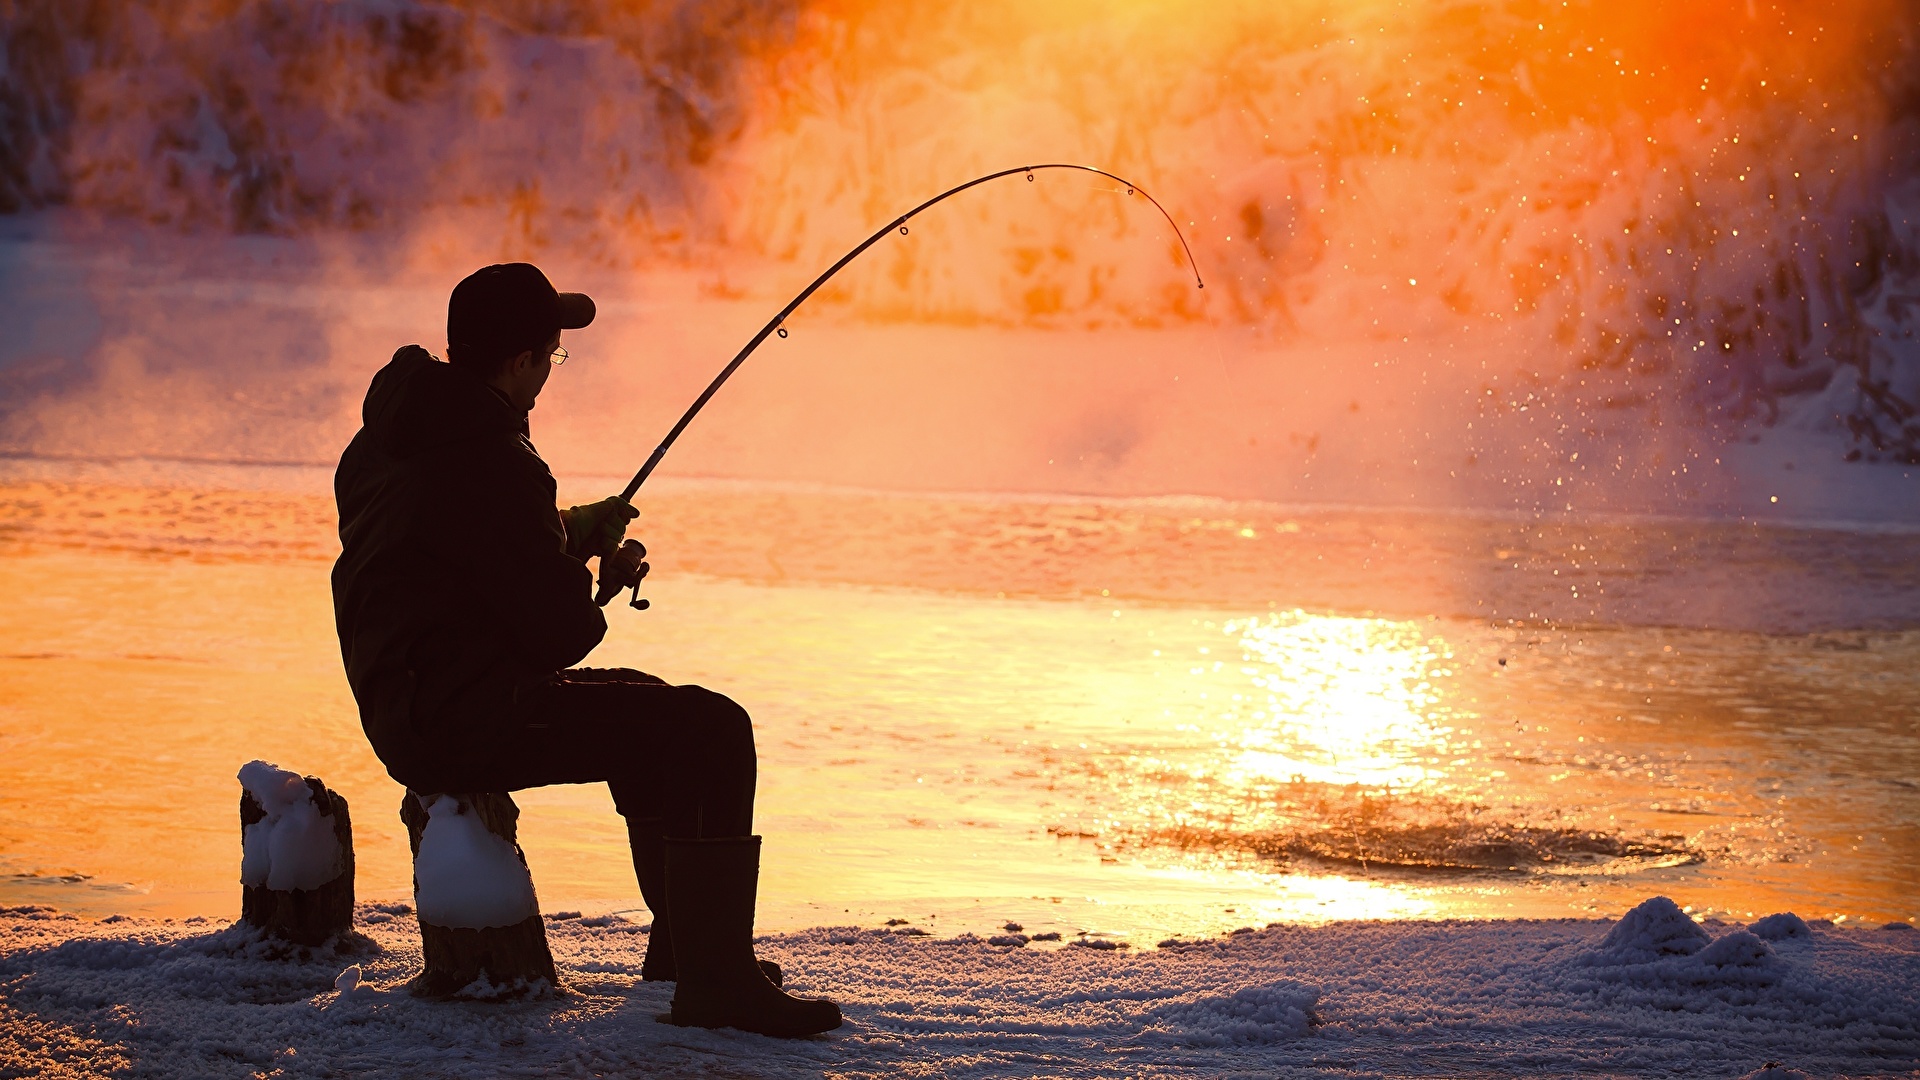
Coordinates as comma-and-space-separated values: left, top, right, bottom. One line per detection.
629, 819, 782, 986
629, 818, 679, 982
665, 836, 841, 1037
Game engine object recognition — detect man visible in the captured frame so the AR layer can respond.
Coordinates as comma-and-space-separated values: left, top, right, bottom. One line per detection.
331, 263, 840, 1037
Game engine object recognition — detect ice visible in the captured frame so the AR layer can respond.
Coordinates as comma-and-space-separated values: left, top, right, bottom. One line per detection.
410, 795, 538, 930
234, 760, 342, 892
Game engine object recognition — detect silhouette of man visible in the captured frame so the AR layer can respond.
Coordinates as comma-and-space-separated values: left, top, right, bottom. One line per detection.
331, 263, 839, 1036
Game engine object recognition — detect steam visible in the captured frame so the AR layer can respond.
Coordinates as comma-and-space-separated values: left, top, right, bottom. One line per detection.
717, 0, 1920, 455
0, 0, 1915, 502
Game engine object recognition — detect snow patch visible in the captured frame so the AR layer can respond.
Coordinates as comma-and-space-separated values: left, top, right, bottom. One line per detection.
1751, 912, 1814, 942
411, 795, 537, 930
453, 971, 552, 1002
1699, 929, 1777, 968
1585, 895, 1710, 965
235, 760, 342, 892
1142, 982, 1320, 1046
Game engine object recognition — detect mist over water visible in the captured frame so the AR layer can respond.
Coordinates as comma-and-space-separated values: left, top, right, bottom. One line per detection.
1, 0, 1916, 510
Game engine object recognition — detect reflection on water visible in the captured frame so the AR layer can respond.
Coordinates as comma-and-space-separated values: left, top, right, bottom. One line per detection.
0, 480, 1916, 944
1225, 614, 1452, 790
1093, 614, 1700, 879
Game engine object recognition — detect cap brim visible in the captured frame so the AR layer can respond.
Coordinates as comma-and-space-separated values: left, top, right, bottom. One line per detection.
556, 292, 596, 330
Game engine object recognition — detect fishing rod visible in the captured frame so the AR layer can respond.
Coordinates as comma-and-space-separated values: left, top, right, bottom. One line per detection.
594, 163, 1205, 608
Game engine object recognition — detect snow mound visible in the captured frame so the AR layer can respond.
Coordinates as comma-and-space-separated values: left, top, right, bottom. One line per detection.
1698, 930, 1777, 969
411, 795, 537, 930
1694, 930, 1781, 985
329, 963, 381, 1004
235, 760, 342, 892
1586, 895, 1711, 965
1141, 982, 1320, 1047
1751, 912, 1814, 942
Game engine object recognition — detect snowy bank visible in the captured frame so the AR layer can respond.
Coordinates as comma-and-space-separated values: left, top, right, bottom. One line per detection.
2, 898, 1916, 1078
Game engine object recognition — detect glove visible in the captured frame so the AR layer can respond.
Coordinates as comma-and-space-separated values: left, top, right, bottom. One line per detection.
561, 496, 639, 562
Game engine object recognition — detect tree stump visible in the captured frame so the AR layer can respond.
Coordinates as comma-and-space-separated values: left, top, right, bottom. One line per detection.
237, 764, 354, 946
400, 790, 558, 999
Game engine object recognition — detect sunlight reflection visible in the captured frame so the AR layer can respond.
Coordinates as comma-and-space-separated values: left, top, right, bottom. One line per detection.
1135, 860, 1443, 925
1222, 613, 1455, 790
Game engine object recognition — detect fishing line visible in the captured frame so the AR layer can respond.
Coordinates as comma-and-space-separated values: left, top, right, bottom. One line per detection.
619, 164, 1200, 501
594, 163, 1204, 607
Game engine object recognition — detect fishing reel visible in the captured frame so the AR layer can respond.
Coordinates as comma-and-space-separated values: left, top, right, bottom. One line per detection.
592, 538, 651, 610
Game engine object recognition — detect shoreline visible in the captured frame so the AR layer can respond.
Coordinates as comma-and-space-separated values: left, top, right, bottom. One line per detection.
4, 897, 1916, 1078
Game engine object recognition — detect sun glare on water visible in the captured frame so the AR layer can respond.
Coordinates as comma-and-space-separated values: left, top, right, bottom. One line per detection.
1223, 615, 1452, 792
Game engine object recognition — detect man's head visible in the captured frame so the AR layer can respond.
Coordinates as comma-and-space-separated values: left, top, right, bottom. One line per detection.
446, 263, 595, 409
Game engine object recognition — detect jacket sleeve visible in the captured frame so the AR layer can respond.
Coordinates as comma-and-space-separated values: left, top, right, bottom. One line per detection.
452, 437, 607, 673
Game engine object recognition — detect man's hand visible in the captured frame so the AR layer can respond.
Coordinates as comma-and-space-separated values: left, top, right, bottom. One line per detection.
561, 496, 639, 562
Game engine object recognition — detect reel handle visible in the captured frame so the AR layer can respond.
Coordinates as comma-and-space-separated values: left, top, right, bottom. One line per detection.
594, 538, 650, 610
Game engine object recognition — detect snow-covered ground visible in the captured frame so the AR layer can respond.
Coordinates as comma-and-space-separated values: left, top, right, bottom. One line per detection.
2, 896, 1915, 1078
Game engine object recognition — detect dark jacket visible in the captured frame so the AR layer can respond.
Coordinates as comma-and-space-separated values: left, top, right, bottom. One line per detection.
332, 345, 605, 789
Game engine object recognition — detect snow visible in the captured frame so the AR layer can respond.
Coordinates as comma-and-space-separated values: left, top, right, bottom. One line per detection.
1584, 895, 1712, 965
2, 897, 1916, 1078
410, 795, 538, 931
1753, 912, 1816, 942
235, 761, 343, 893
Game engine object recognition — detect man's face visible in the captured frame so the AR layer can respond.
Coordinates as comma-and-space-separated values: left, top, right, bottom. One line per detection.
496, 332, 560, 411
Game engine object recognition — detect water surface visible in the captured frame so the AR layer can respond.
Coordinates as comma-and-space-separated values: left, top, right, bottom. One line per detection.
0, 468, 1914, 944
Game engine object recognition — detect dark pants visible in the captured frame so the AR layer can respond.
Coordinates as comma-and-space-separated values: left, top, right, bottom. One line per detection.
428, 667, 757, 839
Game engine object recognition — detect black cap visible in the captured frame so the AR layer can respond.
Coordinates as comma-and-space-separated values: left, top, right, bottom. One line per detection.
447, 263, 595, 358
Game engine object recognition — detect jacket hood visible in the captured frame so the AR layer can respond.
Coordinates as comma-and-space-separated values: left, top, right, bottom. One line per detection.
360, 345, 527, 459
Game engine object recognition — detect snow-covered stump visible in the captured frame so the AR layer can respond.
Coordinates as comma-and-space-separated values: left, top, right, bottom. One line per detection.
399, 790, 557, 999
237, 761, 354, 946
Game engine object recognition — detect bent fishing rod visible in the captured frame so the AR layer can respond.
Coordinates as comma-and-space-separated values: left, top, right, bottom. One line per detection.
594, 163, 1205, 608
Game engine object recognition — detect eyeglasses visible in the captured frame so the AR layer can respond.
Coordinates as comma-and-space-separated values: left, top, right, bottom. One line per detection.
550, 345, 569, 366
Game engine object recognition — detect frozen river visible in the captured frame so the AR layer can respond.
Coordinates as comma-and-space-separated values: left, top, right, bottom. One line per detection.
1, 466, 1914, 944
